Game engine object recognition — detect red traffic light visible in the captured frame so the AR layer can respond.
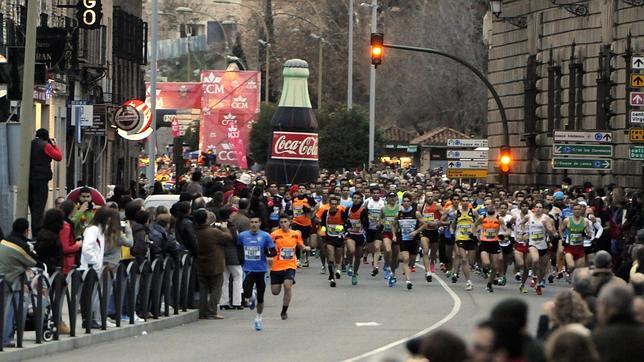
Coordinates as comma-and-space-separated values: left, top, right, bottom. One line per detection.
499, 145, 512, 174
371, 33, 384, 66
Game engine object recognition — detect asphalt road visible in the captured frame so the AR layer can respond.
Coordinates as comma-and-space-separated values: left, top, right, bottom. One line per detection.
27, 257, 569, 362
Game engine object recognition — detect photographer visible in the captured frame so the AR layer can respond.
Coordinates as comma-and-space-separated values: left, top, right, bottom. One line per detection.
29, 128, 62, 233
71, 187, 97, 238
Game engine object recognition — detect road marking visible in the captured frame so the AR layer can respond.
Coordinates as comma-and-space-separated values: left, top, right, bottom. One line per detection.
355, 322, 382, 327
341, 264, 462, 362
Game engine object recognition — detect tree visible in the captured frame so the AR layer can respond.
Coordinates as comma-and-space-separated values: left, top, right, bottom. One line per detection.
249, 102, 277, 165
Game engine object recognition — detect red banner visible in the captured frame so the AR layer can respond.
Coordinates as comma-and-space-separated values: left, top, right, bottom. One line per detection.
199, 70, 260, 168
271, 131, 319, 161
145, 82, 202, 110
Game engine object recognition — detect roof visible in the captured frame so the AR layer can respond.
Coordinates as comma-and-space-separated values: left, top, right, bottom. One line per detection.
409, 127, 473, 145
381, 125, 416, 142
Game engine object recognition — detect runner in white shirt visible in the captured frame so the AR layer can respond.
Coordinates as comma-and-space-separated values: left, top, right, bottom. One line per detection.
364, 186, 386, 277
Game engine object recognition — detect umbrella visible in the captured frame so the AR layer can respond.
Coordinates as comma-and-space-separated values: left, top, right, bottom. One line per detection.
66, 186, 106, 206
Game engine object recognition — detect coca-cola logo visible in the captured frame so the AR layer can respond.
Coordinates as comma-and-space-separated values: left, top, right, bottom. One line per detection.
271, 132, 319, 161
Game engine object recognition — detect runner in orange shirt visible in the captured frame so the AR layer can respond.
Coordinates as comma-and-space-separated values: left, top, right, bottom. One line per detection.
270, 214, 309, 320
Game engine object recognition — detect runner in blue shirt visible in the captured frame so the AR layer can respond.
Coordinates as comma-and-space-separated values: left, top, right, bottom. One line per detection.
238, 215, 276, 331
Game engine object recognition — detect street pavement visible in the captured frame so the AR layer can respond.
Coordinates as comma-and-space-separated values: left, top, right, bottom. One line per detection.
27, 256, 569, 362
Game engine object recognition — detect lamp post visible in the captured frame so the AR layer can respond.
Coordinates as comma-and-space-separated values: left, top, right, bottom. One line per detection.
147, 0, 159, 189
348, 0, 354, 109
214, 0, 271, 103
309, 33, 324, 108
360, 0, 378, 164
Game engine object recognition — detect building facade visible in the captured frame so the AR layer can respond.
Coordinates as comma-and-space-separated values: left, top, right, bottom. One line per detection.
485, 0, 644, 190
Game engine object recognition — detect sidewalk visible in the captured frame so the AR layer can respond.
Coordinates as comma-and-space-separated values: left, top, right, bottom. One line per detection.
1, 307, 199, 362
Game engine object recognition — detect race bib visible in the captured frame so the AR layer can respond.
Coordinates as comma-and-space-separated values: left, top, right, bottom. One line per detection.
529, 231, 544, 241
457, 224, 472, 235
383, 216, 396, 231
244, 246, 261, 261
399, 219, 417, 241
270, 206, 280, 221
293, 206, 304, 217
349, 219, 362, 233
484, 228, 497, 238
423, 213, 435, 223
569, 233, 583, 245
280, 247, 295, 260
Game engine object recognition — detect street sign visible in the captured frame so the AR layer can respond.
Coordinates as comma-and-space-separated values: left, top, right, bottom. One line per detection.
632, 74, 644, 88
71, 101, 93, 127
447, 160, 488, 169
553, 158, 612, 170
629, 145, 644, 160
631, 110, 644, 125
553, 131, 612, 143
446, 169, 488, 178
552, 143, 613, 157
446, 138, 488, 148
631, 92, 644, 106
633, 56, 644, 70
446, 150, 488, 159
630, 128, 644, 143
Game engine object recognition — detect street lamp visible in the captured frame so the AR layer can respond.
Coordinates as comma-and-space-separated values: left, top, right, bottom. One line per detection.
214, 0, 271, 103
309, 33, 324, 109
489, 0, 527, 28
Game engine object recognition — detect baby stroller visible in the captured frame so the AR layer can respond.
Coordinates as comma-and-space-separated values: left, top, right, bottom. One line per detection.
24, 267, 56, 342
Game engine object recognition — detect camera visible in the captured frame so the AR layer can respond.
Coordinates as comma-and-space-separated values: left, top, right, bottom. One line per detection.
213, 222, 222, 228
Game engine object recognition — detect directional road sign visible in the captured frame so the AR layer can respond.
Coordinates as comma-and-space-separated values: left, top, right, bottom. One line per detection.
630, 128, 644, 143
447, 160, 488, 169
632, 74, 644, 88
446, 139, 488, 148
552, 144, 613, 157
629, 145, 644, 160
631, 111, 644, 125
446, 169, 488, 179
633, 56, 644, 70
553, 131, 612, 143
446, 150, 488, 159
631, 92, 644, 106
553, 158, 612, 170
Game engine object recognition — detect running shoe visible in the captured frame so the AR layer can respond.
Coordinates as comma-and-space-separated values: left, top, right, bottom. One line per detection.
536, 285, 543, 295
529, 278, 536, 288
378, 254, 383, 261
440, 263, 447, 273
446, 270, 452, 277
565, 273, 572, 284
297, 261, 302, 268
426, 273, 433, 283
486, 283, 494, 293
430, 263, 436, 273
451, 275, 458, 283
499, 276, 507, 286
352, 275, 358, 285
329, 278, 336, 287
465, 280, 473, 291
520, 284, 528, 293
515, 272, 521, 281
281, 312, 288, 320
341, 264, 347, 273
548, 273, 555, 284
557, 271, 564, 279
347, 267, 353, 277
311, 249, 317, 257
410, 265, 416, 273
388, 275, 397, 287
255, 318, 263, 331
371, 267, 379, 277
384, 266, 391, 280
320, 265, 326, 274
302, 260, 309, 268
335, 270, 341, 279
538, 279, 546, 289
248, 290, 257, 310
406, 281, 413, 290
492, 276, 499, 285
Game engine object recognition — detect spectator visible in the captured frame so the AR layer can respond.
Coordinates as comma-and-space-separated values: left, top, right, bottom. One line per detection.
592, 284, 644, 362
230, 198, 251, 233
219, 213, 243, 310
590, 250, 626, 296
1, 218, 37, 348
29, 128, 62, 233
152, 181, 165, 195
407, 329, 468, 362
545, 324, 599, 362
174, 201, 199, 256
54, 196, 66, 209
70, 187, 97, 238
470, 320, 497, 362
131, 210, 151, 264
536, 290, 594, 339
34, 208, 65, 274
490, 298, 546, 362
571, 268, 596, 313
149, 213, 183, 261
122, 199, 144, 261
184, 170, 203, 195
193, 209, 232, 320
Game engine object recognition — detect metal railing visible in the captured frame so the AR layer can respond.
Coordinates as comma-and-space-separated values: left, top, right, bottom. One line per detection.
1, 253, 195, 351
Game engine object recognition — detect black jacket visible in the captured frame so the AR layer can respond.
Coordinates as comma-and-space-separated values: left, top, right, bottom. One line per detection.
592, 319, 644, 362
30, 138, 53, 181
34, 229, 63, 273
148, 223, 184, 260
175, 216, 199, 256
131, 221, 150, 263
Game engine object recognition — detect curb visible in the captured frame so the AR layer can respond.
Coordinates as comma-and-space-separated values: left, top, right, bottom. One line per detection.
1, 310, 199, 362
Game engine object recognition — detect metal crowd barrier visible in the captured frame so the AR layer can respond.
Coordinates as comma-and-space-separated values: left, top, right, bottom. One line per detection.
1, 253, 195, 351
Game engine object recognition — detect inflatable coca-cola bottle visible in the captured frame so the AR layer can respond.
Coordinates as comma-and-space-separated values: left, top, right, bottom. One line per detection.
266, 59, 319, 185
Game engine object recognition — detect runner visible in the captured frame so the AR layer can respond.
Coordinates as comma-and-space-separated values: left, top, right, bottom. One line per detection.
439, 193, 459, 275
270, 215, 309, 320
451, 195, 478, 291
267, 182, 284, 232
512, 200, 531, 293
582, 201, 603, 268
381, 192, 401, 286
238, 215, 276, 331
418, 190, 442, 283
343, 192, 370, 285
291, 185, 316, 268
476, 205, 507, 292
320, 196, 348, 287
521, 202, 558, 295
559, 202, 593, 277
497, 201, 513, 286
365, 186, 385, 277
397, 193, 425, 290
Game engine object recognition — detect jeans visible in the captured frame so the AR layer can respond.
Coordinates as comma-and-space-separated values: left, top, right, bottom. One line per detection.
3, 291, 24, 346
219, 265, 243, 306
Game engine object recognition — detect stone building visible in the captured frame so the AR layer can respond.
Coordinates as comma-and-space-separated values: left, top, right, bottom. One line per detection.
485, 0, 644, 190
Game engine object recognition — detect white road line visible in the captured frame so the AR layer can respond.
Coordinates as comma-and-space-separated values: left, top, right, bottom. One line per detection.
341, 264, 462, 362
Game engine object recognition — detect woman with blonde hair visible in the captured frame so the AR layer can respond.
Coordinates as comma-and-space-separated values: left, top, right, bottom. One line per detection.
537, 289, 594, 339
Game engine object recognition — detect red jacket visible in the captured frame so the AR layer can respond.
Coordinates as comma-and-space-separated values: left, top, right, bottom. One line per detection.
59, 221, 80, 274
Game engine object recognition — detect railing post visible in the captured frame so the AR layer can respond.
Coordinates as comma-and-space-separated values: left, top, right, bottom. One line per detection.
34, 271, 43, 344
99, 268, 113, 330
139, 260, 152, 322
150, 258, 164, 319
114, 262, 127, 327
0, 275, 5, 352
126, 261, 140, 325
162, 257, 174, 317
66, 268, 82, 337
15, 274, 25, 348
80, 266, 98, 334
49, 267, 65, 341
172, 256, 182, 315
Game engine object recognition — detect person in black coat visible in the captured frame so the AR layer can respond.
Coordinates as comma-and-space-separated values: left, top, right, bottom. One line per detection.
174, 201, 199, 256
148, 213, 184, 260
34, 208, 65, 274
130, 210, 151, 264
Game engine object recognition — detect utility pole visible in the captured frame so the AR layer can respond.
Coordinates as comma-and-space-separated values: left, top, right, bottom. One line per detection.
16, 0, 38, 218
318, 39, 323, 108
347, 0, 354, 109
368, 0, 377, 164
147, 0, 158, 188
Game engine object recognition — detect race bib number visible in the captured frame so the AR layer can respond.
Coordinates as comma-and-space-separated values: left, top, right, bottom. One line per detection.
270, 206, 280, 221
349, 219, 362, 233
280, 247, 295, 260
484, 228, 497, 238
399, 219, 417, 241
569, 233, 583, 245
383, 216, 396, 231
293, 206, 304, 217
457, 224, 472, 235
244, 246, 261, 261
529, 231, 544, 241
423, 213, 435, 223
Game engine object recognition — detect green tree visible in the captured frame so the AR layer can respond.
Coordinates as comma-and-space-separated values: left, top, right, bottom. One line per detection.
248, 103, 277, 165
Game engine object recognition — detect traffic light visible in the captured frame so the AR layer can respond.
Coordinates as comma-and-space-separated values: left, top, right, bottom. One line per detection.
371, 33, 384, 67
499, 145, 512, 174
